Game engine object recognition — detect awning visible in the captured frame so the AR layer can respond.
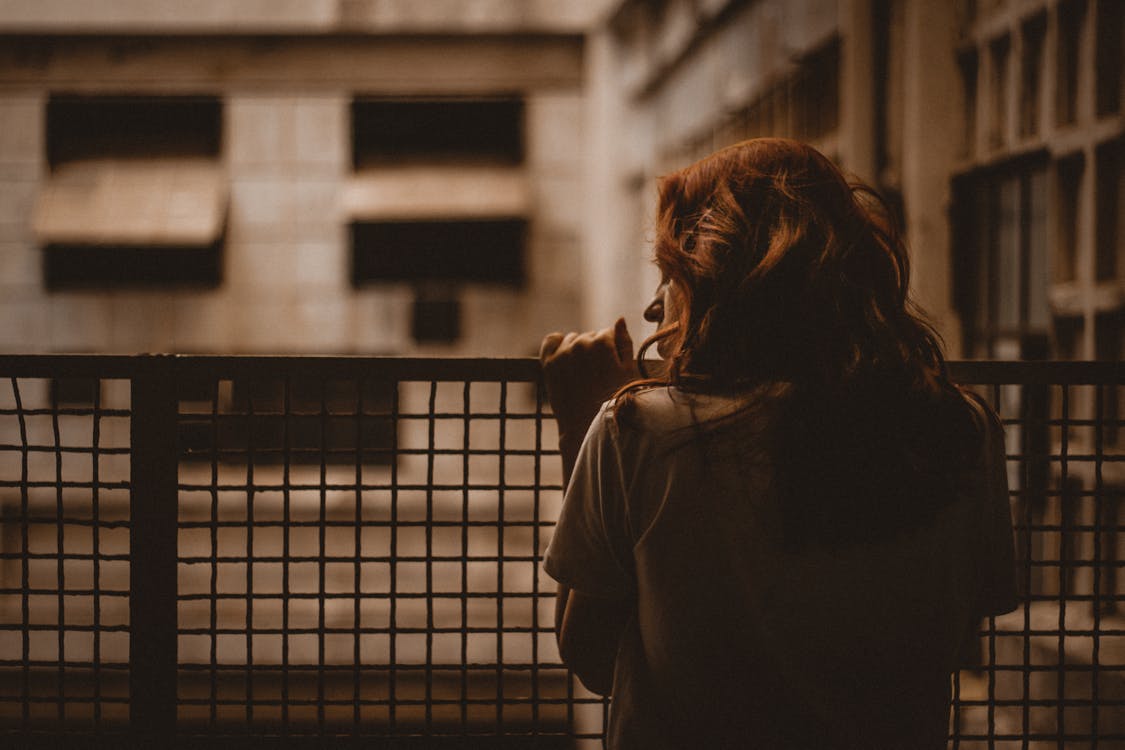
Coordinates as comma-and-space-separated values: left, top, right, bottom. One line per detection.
33, 158, 227, 246
343, 166, 530, 221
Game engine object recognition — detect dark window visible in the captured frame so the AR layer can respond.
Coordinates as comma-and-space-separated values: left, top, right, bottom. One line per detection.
1096, 312, 1123, 447
51, 377, 100, 408
351, 219, 526, 287
411, 287, 462, 344
1056, 0, 1085, 126
352, 97, 524, 168
958, 50, 979, 158
1053, 315, 1083, 359
1095, 139, 1123, 281
872, 0, 904, 183
953, 156, 1049, 358
42, 95, 225, 289
1055, 153, 1084, 282
1019, 14, 1046, 138
179, 378, 396, 465
791, 39, 840, 142
47, 95, 222, 168
1095, 0, 1122, 117
44, 242, 224, 289
988, 35, 1011, 149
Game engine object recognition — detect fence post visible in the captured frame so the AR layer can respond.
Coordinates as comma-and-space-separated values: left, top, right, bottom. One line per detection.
130, 355, 179, 741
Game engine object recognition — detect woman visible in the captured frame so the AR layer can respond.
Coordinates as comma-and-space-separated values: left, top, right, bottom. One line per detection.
539, 138, 1017, 749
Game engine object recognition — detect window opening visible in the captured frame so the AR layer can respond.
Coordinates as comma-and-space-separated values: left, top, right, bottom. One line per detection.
989, 35, 1011, 149
350, 219, 526, 287
46, 95, 222, 168
1055, 153, 1084, 283
954, 159, 1050, 358
411, 286, 462, 344
1019, 14, 1046, 138
50, 377, 101, 408
958, 50, 980, 158
39, 95, 226, 289
351, 97, 524, 168
1095, 0, 1122, 117
1095, 139, 1123, 282
1056, 0, 1086, 126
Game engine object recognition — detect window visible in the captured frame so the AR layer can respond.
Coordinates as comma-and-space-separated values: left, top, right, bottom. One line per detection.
179, 378, 396, 466
988, 35, 1011, 149
44, 241, 224, 288
873, 0, 905, 184
1053, 315, 1083, 359
1056, 0, 1085, 126
46, 95, 221, 167
790, 39, 840, 142
1095, 0, 1122, 117
346, 96, 530, 345
351, 97, 524, 167
958, 50, 980, 158
953, 158, 1049, 358
350, 220, 526, 287
411, 286, 462, 344
1095, 311, 1123, 445
50, 377, 101, 408
1055, 153, 1084, 283
1095, 139, 1123, 281
1019, 14, 1046, 138
35, 95, 226, 289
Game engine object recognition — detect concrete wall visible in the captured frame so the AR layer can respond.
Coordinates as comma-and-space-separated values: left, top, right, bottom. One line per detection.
580, 0, 1023, 354
0, 0, 608, 33
0, 35, 587, 356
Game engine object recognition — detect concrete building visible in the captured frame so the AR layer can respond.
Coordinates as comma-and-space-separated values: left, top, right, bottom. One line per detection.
0, 0, 603, 357
584, 0, 1123, 367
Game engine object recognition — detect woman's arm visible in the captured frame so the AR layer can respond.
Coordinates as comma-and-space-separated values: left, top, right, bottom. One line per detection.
554, 585, 632, 696
540, 318, 638, 696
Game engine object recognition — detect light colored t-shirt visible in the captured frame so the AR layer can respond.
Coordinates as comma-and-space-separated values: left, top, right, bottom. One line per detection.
544, 384, 1018, 750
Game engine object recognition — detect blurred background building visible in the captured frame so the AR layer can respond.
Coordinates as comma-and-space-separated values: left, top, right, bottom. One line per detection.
589, 0, 1123, 365
0, 0, 598, 357
0, 0, 1121, 363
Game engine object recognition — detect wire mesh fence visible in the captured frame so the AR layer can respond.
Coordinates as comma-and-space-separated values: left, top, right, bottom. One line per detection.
0, 355, 1122, 748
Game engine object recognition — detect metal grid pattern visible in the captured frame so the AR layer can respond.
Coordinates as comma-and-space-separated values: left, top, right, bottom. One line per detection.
951, 366, 1125, 748
170, 358, 589, 744
0, 367, 132, 738
0, 355, 1122, 748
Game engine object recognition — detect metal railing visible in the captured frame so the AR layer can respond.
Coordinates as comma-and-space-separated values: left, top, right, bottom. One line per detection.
0, 355, 1122, 748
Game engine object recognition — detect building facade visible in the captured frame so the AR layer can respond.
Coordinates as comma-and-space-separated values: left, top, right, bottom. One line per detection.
0, 0, 601, 357
585, 0, 1123, 367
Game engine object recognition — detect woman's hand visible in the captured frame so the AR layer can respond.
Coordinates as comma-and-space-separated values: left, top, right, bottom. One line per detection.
539, 318, 639, 460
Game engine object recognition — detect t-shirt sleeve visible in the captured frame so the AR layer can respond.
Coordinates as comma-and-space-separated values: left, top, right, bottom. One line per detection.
543, 404, 635, 599
974, 398, 1020, 618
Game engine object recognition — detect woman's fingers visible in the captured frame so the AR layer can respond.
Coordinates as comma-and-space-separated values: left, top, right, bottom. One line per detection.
560, 331, 581, 352
613, 318, 633, 363
539, 332, 565, 362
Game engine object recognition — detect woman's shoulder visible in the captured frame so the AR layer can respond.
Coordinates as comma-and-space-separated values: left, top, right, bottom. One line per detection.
606, 382, 787, 439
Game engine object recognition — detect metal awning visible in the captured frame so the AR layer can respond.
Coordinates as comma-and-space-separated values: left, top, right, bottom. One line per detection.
33, 158, 227, 246
343, 166, 530, 221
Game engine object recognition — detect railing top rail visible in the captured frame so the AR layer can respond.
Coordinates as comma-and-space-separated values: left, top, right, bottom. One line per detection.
0, 354, 1122, 384
0, 354, 543, 381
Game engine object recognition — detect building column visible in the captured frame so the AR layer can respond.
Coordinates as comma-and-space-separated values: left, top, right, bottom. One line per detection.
839, 0, 878, 183
900, 0, 963, 353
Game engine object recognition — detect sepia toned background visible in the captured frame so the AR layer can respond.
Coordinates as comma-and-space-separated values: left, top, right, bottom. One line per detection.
0, 0, 1118, 364
0, 0, 1122, 745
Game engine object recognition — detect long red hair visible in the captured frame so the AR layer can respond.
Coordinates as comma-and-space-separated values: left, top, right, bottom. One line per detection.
623, 138, 983, 548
